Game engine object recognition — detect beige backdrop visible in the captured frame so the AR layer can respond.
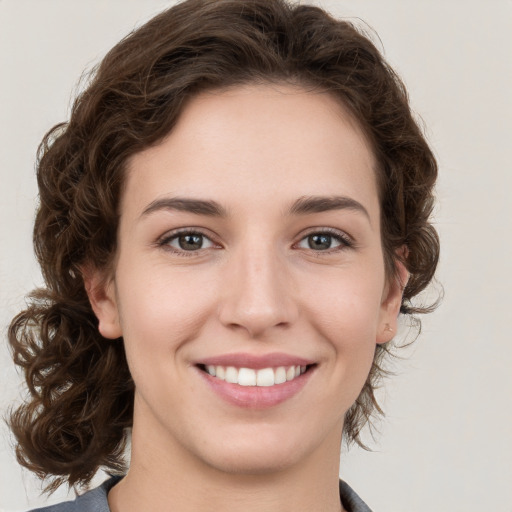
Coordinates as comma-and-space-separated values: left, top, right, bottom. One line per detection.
1, 1, 511, 510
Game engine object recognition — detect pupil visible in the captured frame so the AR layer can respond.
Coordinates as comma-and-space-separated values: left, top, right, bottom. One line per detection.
179, 234, 202, 250
309, 234, 331, 250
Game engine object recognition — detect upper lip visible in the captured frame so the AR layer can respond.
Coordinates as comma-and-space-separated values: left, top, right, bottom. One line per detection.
196, 352, 315, 369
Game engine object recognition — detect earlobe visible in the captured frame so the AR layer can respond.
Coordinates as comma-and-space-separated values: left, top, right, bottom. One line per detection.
82, 266, 122, 340
377, 255, 409, 344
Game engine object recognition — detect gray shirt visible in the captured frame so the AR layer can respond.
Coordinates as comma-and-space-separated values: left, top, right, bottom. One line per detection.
30, 476, 372, 512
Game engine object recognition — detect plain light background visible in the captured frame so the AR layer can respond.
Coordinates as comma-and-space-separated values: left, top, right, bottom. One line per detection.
1, 1, 511, 511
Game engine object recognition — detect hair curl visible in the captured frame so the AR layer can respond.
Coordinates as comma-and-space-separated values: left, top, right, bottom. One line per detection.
8, 0, 439, 491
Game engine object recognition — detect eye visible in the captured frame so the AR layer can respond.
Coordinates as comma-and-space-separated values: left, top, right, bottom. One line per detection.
159, 230, 216, 253
296, 230, 352, 251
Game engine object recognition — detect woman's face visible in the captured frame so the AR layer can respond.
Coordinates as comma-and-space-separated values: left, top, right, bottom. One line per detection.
89, 84, 404, 476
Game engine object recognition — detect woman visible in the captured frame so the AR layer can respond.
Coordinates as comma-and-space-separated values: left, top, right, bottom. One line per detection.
8, 0, 439, 510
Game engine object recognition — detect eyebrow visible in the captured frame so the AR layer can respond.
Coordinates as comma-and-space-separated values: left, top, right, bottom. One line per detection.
140, 194, 370, 221
141, 197, 227, 218
289, 195, 370, 220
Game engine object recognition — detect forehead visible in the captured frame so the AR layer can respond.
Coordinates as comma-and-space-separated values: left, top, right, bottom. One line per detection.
123, 83, 379, 220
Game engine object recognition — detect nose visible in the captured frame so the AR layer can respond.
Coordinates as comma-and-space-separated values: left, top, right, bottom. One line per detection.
218, 239, 299, 338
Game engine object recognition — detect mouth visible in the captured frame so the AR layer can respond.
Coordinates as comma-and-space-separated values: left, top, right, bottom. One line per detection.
197, 363, 314, 387
194, 353, 317, 408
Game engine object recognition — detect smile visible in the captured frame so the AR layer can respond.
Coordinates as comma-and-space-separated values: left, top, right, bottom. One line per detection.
195, 353, 316, 408
200, 365, 308, 387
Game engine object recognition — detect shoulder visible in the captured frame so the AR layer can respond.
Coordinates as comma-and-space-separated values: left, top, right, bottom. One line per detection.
29, 476, 367, 512
339, 479, 373, 512
28, 476, 122, 512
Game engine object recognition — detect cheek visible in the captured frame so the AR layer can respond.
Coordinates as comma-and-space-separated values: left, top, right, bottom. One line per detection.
302, 264, 385, 396
308, 276, 382, 394
114, 261, 218, 355
304, 266, 386, 342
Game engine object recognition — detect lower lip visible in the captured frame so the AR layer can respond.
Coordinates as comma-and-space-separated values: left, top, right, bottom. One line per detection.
197, 367, 314, 409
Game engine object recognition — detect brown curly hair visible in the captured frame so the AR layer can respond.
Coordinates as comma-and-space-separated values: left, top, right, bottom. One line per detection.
8, 0, 439, 491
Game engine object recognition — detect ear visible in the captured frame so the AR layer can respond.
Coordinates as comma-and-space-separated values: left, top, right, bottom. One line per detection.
376, 250, 409, 344
82, 266, 122, 339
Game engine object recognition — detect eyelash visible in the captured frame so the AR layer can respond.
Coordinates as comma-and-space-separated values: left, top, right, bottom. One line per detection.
294, 228, 354, 254
157, 227, 354, 257
157, 228, 218, 257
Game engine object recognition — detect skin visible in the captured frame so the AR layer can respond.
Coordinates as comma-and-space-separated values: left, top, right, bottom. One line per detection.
86, 84, 407, 512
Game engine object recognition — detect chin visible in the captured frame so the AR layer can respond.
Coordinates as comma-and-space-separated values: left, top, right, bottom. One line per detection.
205, 449, 300, 476
196, 428, 317, 476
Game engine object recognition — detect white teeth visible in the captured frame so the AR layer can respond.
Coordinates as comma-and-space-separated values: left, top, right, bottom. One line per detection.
274, 366, 287, 384
225, 366, 238, 384
256, 368, 275, 387
204, 364, 309, 387
238, 368, 256, 386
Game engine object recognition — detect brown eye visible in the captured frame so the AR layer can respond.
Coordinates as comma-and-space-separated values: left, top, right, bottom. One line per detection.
178, 233, 204, 251
307, 234, 333, 250
296, 230, 352, 252
161, 231, 216, 252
